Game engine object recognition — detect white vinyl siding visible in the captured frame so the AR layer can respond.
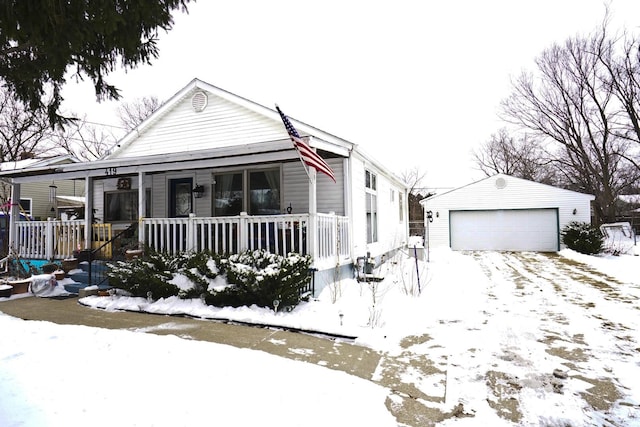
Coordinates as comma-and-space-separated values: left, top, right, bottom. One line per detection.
113, 92, 289, 158
349, 154, 408, 259
317, 158, 344, 214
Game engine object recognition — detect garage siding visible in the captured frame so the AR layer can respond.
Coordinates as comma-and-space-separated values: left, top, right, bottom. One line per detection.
450, 209, 559, 251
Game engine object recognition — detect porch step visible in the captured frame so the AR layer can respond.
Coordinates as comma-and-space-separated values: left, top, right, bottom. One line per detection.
68, 271, 110, 286
63, 282, 111, 294
79, 261, 110, 273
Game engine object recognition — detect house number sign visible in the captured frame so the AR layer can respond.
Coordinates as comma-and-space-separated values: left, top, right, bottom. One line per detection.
105, 167, 117, 176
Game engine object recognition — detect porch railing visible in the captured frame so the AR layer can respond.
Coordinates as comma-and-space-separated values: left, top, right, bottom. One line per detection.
13, 213, 351, 267
143, 213, 350, 266
143, 213, 311, 256
14, 219, 113, 260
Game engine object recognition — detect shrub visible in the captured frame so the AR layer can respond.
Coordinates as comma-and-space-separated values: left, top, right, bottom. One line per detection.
208, 250, 313, 309
561, 221, 603, 255
107, 251, 180, 299
107, 248, 312, 310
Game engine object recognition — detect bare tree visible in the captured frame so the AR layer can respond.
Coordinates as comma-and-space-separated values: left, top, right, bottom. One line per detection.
400, 167, 432, 236
0, 89, 51, 162
118, 96, 161, 131
473, 128, 557, 184
51, 117, 118, 161
501, 29, 640, 224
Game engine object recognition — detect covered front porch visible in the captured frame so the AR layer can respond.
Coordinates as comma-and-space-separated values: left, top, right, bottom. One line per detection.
11, 212, 351, 270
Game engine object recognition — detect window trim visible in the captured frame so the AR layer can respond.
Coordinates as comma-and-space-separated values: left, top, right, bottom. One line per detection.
212, 165, 282, 216
365, 169, 378, 243
19, 198, 33, 216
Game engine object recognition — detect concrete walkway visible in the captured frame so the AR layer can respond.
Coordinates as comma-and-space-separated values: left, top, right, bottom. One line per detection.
0, 295, 451, 426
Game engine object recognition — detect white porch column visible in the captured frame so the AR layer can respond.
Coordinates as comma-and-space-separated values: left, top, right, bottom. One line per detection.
308, 168, 317, 260
343, 157, 354, 262
8, 182, 21, 254
138, 172, 146, 246
83, 176, 93, 250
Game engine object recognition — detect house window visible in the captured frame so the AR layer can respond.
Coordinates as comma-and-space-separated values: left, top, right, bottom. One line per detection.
19, 198, 32, 216
398, 191, 404, 223
365, 170, 377, 243
249, 169, 280, 215
213, 168, 281, 216
214, 172, 243, 216
105, 191, 138, 222
145, 188, 152, 217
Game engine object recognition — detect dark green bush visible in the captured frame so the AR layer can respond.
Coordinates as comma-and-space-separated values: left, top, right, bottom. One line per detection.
210, 250, 313, 309
561, 221, 603, 255
107, 251, 179, 299
107, 249, 312, 310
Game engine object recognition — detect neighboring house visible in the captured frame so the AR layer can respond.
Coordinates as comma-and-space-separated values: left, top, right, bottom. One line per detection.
420, 174, 594, 251
0, 78, 409, 293
1, 156, 85, 256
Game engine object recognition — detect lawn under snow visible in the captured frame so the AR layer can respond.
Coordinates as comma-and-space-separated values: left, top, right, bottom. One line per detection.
1, 243, 640, 426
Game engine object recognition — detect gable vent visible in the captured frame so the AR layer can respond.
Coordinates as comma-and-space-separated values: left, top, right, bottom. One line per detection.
191, 91, 208, 112
495, 177, 507, 189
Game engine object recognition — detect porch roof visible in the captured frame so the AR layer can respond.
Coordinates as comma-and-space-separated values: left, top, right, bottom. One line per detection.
0, 139, 347, 183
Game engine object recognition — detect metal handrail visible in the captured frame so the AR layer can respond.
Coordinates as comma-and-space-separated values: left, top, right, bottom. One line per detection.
84, 222, 138, 287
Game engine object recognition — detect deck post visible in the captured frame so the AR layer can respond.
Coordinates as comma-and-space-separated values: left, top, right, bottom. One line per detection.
45, 218, 55, 260
186, 213, 196, 251
239, 212, 249, 251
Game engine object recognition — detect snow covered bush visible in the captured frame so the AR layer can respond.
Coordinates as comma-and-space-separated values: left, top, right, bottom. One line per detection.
107, 251, 180, 299
107, 249, 312, 310
561, 221, 604, 255
208, 250, 313, 310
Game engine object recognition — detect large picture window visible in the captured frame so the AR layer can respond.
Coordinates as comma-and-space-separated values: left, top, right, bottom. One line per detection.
213, 168, 281, 216
365, 170, 377, 243
105, 191, 138, 222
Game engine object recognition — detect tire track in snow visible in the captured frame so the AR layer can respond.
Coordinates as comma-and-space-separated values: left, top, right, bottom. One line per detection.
466, 251, 640, 425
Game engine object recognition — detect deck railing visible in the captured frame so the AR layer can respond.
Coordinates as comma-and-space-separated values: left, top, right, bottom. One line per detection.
14, 213, 351, 267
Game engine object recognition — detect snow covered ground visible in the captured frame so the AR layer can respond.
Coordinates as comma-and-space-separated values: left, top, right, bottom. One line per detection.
1, 246, 640, 426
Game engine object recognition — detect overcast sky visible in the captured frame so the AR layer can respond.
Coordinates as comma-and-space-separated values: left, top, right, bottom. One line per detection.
61, 0, 640, 188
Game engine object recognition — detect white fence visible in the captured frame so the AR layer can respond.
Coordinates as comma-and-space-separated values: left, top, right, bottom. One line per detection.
13, 214, 351, 267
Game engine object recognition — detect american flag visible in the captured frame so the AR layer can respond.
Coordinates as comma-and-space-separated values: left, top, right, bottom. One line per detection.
276, 105, 336, 183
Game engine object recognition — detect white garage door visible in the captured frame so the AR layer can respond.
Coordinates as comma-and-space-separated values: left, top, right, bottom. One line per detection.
450, 209, 559, 251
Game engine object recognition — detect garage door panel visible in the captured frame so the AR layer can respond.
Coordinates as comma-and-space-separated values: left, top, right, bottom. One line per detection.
450, 209, 558, 251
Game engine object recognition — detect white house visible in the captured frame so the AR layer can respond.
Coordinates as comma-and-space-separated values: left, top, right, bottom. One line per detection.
420, 174, 594, 251
0, 78, 408, 293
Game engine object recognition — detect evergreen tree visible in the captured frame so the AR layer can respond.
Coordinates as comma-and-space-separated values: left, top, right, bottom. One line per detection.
0, 1, 192, 127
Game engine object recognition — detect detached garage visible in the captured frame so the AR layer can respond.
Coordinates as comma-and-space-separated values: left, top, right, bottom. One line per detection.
420, 174, 595, 252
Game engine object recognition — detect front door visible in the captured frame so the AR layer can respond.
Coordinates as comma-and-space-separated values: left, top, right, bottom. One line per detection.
169, 178, 193, 217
